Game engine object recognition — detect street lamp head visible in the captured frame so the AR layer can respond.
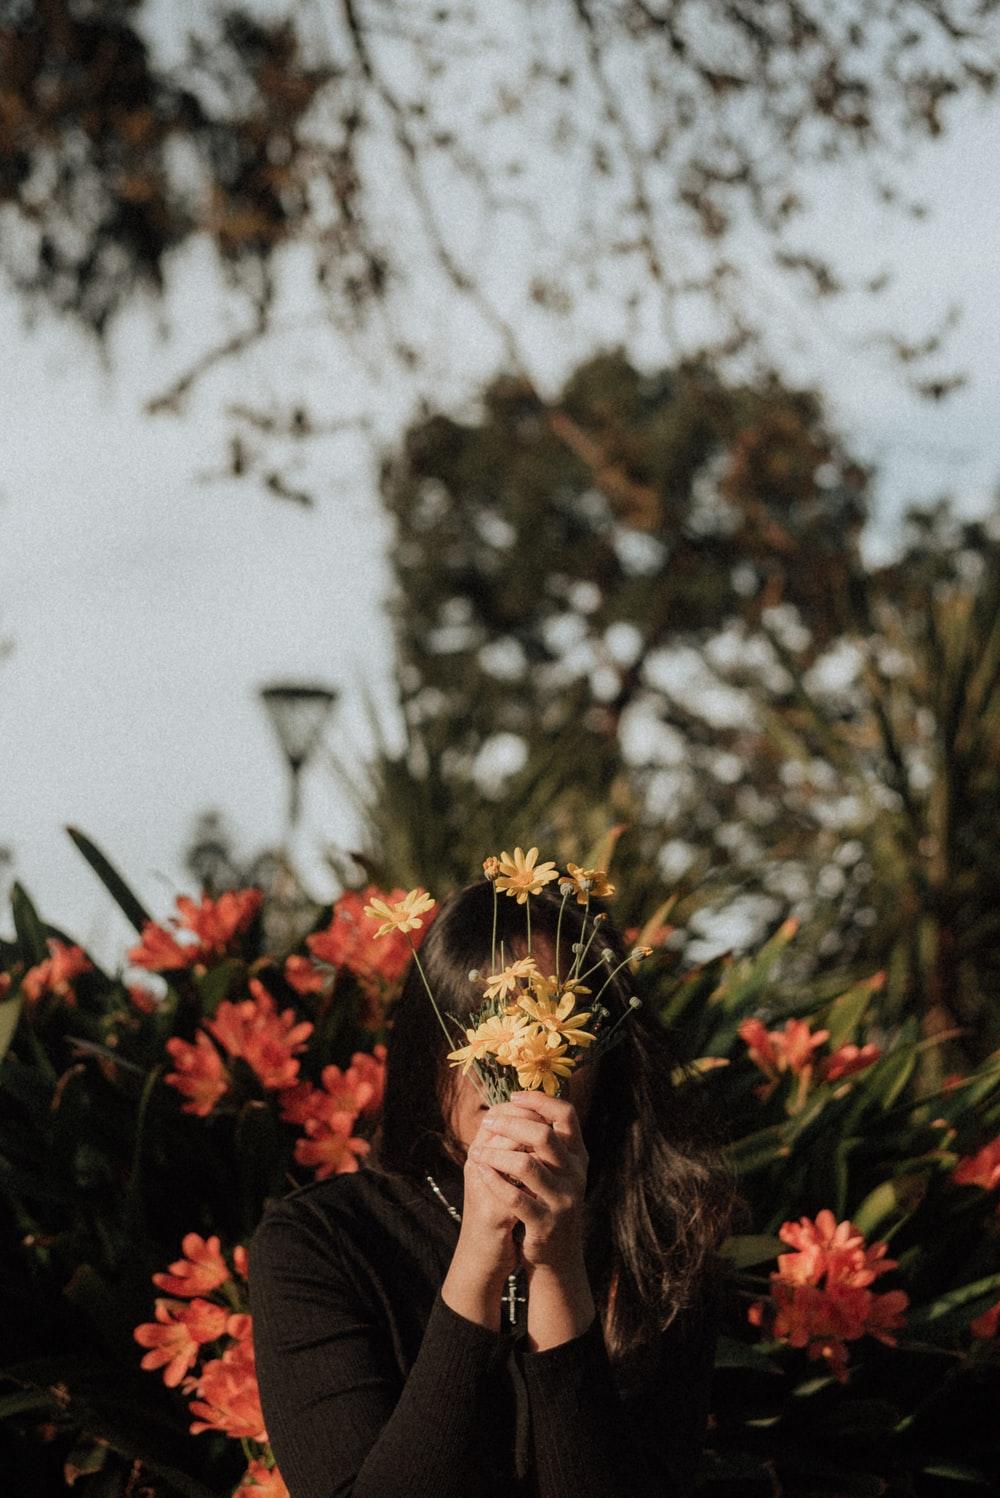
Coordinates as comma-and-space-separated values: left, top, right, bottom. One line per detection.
259, 682, 338, 769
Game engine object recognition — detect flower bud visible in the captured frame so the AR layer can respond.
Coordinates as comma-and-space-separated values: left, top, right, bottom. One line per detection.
468, 969, 480, 982
601, 947, 615, 963
628, 996, 642, 1009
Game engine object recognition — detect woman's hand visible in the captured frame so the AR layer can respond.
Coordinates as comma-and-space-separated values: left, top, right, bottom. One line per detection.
466, 1091, 589, 1271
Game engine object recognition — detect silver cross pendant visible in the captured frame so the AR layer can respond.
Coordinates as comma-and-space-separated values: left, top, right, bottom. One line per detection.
504, 1270, 528, 1327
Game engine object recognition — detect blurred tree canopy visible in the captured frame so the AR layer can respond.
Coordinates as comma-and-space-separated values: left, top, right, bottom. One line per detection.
369, 350, 1000, 1071
1, 0, 997, 401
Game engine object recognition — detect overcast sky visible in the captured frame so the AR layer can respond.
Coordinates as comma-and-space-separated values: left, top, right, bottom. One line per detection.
2, 74, 999, 972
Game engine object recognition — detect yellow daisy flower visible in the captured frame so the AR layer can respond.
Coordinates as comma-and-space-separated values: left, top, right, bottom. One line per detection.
482, 956, 538, 1002
507, 1029, 577, 1096
446, 1013, 533, 1075
363, 888, 436, 939
493, 846, 560, 904
516, 987, 596, 1050
527, 970, 591, 1005
559, 862, 616, 905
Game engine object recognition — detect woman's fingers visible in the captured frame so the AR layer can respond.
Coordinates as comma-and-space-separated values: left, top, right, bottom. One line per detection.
471, 1143, 565, 1206
474, 1161, 546, 1214
480, 1112, 567, 1167
509, 1091, 586, 1152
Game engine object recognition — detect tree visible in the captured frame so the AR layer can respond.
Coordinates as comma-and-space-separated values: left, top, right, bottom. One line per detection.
1, 0, 995, 440
372, 350, 1000, 1070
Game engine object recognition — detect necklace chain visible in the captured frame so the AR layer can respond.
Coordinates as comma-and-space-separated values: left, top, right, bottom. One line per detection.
425, 1171, 527, 1326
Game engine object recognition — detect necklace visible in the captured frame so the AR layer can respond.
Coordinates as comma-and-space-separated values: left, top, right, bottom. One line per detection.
425, 1171, 527, 1327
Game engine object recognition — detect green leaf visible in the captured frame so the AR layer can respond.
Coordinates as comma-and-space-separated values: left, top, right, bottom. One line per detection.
825, 975, 881, 1048
713, 917, 799, 1013
718, 1234, 783, 1269
194, 957, 246, 1018
725, 1121, 790, 1174
0, 994, 23, 1066
713, 1335, 782, 1373
0, 1388, 58, 1419
852, 1172, 929, 1238
10, 882, 49, 965
921, 1463, 991, 1485
64, 827, 152, 934
63, 1436, 110, 1484
908, 1272, 1000, 1326
869, 1045, 916, 1110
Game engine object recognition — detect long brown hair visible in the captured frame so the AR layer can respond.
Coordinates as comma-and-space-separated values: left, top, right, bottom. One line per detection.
371, 876, 736, 1370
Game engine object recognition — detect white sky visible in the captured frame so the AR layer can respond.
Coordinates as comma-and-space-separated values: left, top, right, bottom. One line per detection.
2, 73, 999, 972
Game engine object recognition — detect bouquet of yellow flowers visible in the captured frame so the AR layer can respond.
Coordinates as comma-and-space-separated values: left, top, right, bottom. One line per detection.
363, 846, 649, 1103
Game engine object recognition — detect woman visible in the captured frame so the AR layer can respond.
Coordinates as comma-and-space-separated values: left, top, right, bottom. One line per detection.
248, 876, 735, 1498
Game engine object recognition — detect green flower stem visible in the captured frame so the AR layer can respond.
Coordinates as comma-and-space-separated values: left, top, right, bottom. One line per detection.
569, 897, 601, 981
589, 953, 639, 1009
554, 886, 570, 984
490, 880, 498, 973
408, 936, 491, 1104
525, 892, 531, 954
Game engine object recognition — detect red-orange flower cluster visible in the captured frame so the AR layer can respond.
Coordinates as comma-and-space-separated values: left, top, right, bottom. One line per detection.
135, 1233, 284, 1495
748, 1209, 908, 1381
306, 885, 431, 1026
277, 1044, 387, 1180
970, 1300, 1000, 1339
128, 888, 263, 973
234, 1461, 290, 1498
21, 939, 93, 1006
164, 980, 313, 1116
952, 1136, 1000, 1193
739, 1014, 881, 1108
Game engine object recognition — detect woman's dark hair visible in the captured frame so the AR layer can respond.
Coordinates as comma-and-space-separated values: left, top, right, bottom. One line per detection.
370, 876, 737, 1371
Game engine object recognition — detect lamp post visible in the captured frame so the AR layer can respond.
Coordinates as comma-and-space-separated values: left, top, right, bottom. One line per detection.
255, 681, 339, 950
259, 683, 339, 835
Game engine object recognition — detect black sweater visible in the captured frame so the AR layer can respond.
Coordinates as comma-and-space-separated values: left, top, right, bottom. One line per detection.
247, 1151, 718, 1498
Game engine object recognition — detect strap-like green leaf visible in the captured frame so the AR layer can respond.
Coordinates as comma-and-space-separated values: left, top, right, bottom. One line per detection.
10, 883, 48, 965
65, 826, 152, 933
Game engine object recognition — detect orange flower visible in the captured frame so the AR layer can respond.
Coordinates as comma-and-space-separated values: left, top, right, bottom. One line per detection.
777, 1208, 896, 1289
186, 1347, 267, 1442
294, 1117, 371, 1180
174, 888, 263, 956
350, 1044, 387, 1115
165, 1031, 232, 1116
970, 1300, 1000, 1339
128, 888, 262, 972
205, 980, 313, 1091
739, 1015, 831, 1105
152, 1233, 232, 1298
283, 955, 327, 995
127, 983, 160, 1014
235, 1460, 290, 1498
128, 920, 202, 972
818, 1043, 881, 1083
308, 886, 418, 986
952, 1136, 1000, 1192
21, 939, 93, 1005
277, 1062, 373, 1129
134, 1297, 229, 1387
748, 1210, 908, 1383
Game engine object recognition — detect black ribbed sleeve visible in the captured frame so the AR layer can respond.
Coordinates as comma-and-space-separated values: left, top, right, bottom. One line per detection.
247, 1171, 719, 1498
247, 1203, 510, 1498
519, 1277, 719, 1497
